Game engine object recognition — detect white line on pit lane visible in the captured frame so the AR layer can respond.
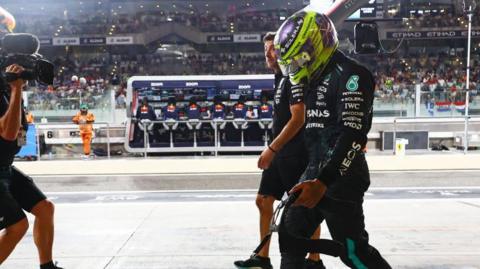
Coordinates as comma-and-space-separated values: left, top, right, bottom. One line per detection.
29, 169, 480, 178
41, 198, 480, 207
31, 172, 261, 178
44, 186, 480, 196
45, 188, 480, 203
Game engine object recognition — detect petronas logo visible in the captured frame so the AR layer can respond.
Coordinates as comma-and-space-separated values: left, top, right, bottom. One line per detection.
346, 75, 359, 91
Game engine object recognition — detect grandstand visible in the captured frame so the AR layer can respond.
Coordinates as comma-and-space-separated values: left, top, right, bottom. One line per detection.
0, 0, 479, 158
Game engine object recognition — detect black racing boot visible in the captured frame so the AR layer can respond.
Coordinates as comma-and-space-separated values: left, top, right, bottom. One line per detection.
304, 258, 326, 269
234, 255, 274, 269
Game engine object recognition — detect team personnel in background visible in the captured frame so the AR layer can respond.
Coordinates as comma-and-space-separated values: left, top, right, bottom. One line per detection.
135, 97, 157, 144
186, 99, 201, 120
0, 65, 63, 269
274, 11, 391, 268
72, 104, 95, 159
162, 99, 179, 120
136, 97, 157, 121
25, 107, 34, 124
211, 97, 226, 120
246, 106, 258, 119
232, 96, 248, 119
258, 95, 273, 120
234, 32, 325, 269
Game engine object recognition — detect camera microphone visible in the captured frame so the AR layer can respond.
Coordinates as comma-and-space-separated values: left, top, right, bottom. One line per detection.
2, 33, 39, 54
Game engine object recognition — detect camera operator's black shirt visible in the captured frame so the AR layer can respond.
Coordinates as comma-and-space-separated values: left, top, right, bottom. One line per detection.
272, 73, 306, 157
0, 90, 28, 166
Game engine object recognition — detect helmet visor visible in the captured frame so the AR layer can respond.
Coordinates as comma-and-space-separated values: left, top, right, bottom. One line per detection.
278, 51, 311, 77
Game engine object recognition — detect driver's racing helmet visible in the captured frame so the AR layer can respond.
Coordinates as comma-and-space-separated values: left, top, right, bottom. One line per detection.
274, 11, 338, 85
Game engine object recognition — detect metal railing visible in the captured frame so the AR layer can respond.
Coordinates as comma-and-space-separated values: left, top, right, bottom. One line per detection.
33, 122, 120, 160
391, 116, 480, 154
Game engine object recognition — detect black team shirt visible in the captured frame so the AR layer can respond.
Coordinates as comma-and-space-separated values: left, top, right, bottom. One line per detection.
0, 88, 27, 166
272, 73, 307, 158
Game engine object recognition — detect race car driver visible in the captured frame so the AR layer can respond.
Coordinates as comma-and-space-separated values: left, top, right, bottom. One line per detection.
274, 11, 391, 269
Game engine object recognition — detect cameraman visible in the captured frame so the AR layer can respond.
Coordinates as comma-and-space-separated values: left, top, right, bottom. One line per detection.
0, 65, 63, 268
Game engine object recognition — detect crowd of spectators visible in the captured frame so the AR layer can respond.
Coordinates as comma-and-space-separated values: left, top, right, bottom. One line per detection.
15, 6, 480, 38
16, 8, 296, 36
27, 51, 270, 110
358, 52, 480, 105
28, 77, 110, 111
109, 52, 269, 76
186, 54, 268, 74
26, 47, 480, 112
197, 9, 292, 32
16, 14, 144, 36
402, 9, 480, 28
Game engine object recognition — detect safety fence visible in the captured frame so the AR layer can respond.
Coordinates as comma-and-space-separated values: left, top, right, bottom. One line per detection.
16, 116, 480, 161
18, 122, 124, 160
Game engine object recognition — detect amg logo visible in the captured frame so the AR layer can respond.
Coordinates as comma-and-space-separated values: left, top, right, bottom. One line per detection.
339, 142, 362, 176
307, 109, 330, 118
345, 103, 361, 110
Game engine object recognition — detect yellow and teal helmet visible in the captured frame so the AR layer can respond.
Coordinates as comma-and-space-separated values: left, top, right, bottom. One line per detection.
274, 11, 338, 85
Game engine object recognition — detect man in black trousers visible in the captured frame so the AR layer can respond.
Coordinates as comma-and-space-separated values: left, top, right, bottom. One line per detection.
234, 32, 325, 269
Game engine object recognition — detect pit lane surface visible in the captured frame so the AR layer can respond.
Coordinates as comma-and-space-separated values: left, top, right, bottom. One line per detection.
2, 171, 480, 269
43, 187, 480, 204
29, 169, 480, 192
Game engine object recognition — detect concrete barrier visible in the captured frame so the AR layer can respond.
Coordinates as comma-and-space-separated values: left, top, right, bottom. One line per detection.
12, 153, 480, 176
